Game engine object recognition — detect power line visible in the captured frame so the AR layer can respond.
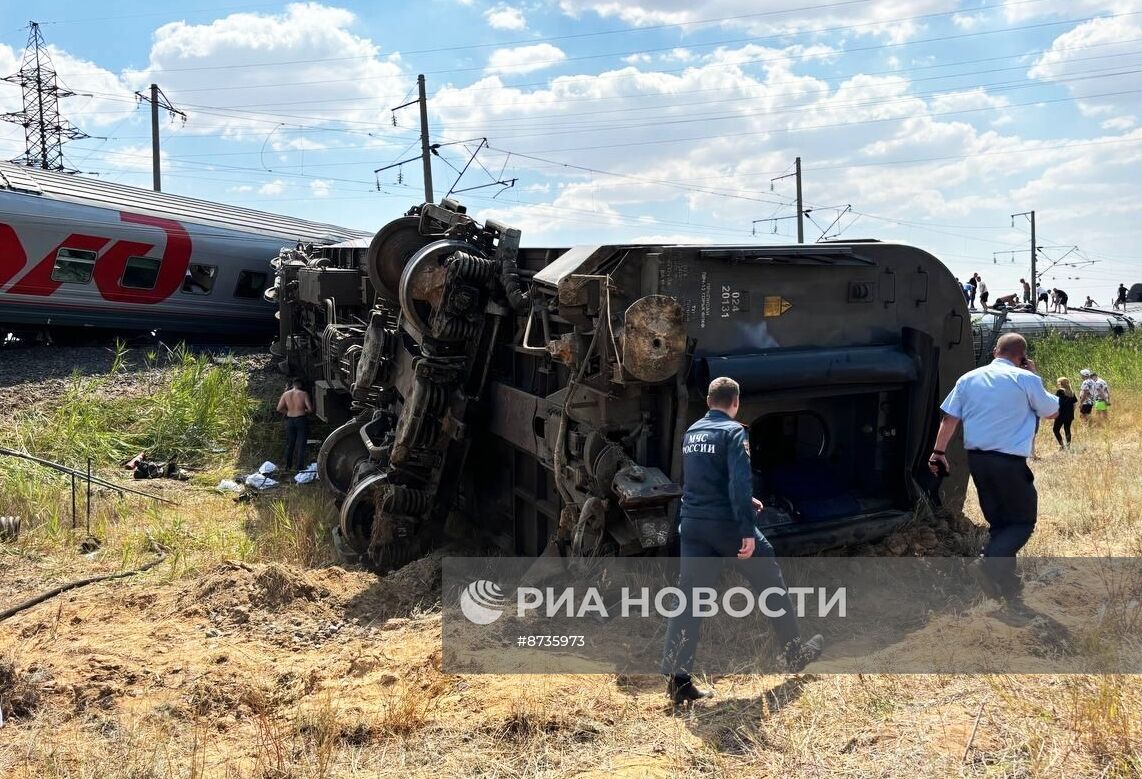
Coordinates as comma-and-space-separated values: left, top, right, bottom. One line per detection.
169, 51, 1142, 120
494, 86, 1142, 153
150, 35, 1142, 98
430, 64, 1142, 137
51, 6, 1141, 79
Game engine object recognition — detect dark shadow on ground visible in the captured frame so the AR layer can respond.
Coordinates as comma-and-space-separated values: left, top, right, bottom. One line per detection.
677, 675, 814, 754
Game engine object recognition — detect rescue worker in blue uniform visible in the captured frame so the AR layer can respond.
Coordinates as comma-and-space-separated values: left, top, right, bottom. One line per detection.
662, 377, 824, 705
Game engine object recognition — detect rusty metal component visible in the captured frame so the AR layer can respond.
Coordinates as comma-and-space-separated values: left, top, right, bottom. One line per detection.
546, 333, 577, 365
317, 415, 370, 498
398, 240, 472, 340
612, 464, 682, 509
366, 216, 431, 301
621, 295, 686, 383
407, 262, 447, 309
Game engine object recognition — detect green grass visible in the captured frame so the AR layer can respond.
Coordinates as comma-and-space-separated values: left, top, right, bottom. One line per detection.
3, 342, 255, 470
0, 343, 259, 547
1029, 331, 1142, 390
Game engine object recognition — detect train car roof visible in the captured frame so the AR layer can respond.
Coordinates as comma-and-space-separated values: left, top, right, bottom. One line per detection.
0, 162, 372, 245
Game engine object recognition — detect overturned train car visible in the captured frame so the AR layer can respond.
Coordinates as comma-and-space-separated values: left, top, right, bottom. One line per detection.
273, 201, 974, 570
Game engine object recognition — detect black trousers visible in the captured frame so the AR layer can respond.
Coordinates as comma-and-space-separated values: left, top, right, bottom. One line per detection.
967, 450, 1037, 597
1053, 416, 1073, 445
284, 416, 309, 471
661, 518, 800, 681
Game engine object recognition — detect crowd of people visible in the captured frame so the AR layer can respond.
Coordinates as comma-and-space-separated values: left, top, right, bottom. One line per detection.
1043, 368, 1112, 451
961, 277, 1132, 314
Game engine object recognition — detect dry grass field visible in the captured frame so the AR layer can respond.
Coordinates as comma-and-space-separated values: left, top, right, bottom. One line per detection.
1, 340, 1140, 778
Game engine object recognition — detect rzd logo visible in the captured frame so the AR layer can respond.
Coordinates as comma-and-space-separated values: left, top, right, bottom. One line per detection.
459, 580, 506, 624
0, 212, 192, 304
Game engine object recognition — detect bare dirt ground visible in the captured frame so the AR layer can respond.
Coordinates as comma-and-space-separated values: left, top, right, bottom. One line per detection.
1, 347, 1140, 778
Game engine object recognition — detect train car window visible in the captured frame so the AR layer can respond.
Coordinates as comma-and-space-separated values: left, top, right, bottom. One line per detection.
121, 256, 162, 290
182, 264, 217, 295
234, 270, 268, 299
50, 248, 98, 283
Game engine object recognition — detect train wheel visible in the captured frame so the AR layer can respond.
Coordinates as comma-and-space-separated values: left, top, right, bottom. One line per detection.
338, 471, 381, 556
365, 216, 432, 302
339, 472, 438, 571
317, 414, 370, 498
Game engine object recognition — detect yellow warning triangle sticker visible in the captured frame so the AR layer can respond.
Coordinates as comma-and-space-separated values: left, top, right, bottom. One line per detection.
763, 296, 793, 317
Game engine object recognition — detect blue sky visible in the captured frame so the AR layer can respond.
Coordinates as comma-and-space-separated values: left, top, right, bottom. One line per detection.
2, 0, 1140, 303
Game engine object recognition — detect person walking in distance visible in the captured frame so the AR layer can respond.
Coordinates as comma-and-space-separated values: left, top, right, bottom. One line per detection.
929, 334, 1058, 618
978, 277, 989, 310
661, 377, 823, 705
1053, 377, 1077, 449
1091, 371, 1111, 424
1078, 369, 1095, 426
1114, 284, 1127, 310
1021, 278, 1031, 305
277, 378, 313, 471
967, 274, 978, 310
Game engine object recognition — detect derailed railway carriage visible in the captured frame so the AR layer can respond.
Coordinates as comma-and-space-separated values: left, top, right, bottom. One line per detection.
274, 200, 974, 571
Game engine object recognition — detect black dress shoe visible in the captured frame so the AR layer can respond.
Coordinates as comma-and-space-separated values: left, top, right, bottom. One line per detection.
667, 677, 713, 705
783, 634, 824, 672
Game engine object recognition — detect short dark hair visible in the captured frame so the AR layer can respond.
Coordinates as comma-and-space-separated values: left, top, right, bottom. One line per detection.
707, 377, 740, 407
292, 378, 303, 388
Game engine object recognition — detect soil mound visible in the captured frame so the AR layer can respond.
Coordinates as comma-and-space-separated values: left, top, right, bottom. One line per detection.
180, 561, 333, 618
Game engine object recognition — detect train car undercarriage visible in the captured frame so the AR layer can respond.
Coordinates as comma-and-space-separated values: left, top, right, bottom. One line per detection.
272, 200, 974, 571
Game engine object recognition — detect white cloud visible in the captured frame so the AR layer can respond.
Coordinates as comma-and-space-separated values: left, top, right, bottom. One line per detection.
1102, 115, 1136, 129
120, 3, 409, 141
929, 88, 1011, 114
271, 135, 331, 152
951, 12, 984, 29
485, 5, 527, 30
258, 179, 286, 195
1028, 15, 1142, 117
1001, 0, 1136, 24
623, 53, 652, 64
556, 0, 951, 41
309, 179, 332, 197
486, 43, 567, 75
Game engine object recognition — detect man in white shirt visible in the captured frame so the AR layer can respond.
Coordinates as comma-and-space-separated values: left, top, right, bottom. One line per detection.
1036, 285, 1049, 312
977, 278, 989, 310
929, 333, 1058, 616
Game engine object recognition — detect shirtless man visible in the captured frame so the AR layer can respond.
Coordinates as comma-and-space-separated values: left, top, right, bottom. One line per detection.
276, 379, 313, 470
